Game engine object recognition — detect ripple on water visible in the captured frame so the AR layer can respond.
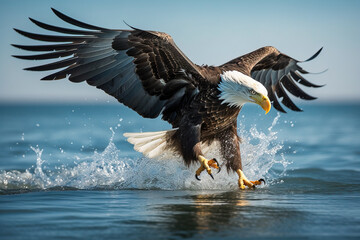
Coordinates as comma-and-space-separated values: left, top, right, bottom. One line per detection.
1, 114, 291, 193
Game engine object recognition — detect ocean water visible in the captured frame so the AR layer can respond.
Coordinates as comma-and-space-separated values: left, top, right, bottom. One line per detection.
0, 103, 359, 239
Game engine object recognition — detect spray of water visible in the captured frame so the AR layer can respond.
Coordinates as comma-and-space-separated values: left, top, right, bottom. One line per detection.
0, 114, 289, 192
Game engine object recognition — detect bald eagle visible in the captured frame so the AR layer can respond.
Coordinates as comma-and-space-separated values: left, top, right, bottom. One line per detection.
13, 9, 323, 189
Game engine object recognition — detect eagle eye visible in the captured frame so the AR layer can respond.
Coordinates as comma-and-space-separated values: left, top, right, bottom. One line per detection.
250, 90, 256, 95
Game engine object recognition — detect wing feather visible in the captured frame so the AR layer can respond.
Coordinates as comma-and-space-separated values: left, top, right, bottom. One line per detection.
290, 71, 324, 88
24, 57, 78, 71
275, 81, 302, 112
50, 8, 107, 31
29, 17, 98, 35
231, 46, 324, 112
14, 28, 94, 42
13, 49, 77, 60
13, 8, 204, 122
12, 43, 84, 52
281, 75, 317, 100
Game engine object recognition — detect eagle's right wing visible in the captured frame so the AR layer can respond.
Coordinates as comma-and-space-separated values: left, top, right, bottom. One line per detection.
13, 8, 204, 120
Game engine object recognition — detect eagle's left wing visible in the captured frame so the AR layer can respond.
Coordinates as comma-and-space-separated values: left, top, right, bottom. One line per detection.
221, 47, 324, 113
250, 47, 324, 112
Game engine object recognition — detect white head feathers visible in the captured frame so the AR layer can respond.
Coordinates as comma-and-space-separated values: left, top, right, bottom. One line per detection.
218, 70, 268, 108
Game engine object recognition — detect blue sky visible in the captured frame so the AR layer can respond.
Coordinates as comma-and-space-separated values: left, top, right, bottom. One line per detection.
0, 0, 359, 103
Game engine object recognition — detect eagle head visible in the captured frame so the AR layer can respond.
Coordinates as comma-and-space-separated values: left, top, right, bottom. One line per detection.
218, 70, 271, 114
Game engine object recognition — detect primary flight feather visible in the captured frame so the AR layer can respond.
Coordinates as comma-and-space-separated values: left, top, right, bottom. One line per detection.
13, 8, 323, 189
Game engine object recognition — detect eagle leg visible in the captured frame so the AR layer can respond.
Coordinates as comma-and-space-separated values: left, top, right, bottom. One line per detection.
195, 155, 221, 181
236, 169, 265, 189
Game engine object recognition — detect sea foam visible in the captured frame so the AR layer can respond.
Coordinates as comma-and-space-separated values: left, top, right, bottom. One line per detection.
0, 114, 289, 192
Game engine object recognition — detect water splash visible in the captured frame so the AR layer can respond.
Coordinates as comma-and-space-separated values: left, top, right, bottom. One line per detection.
0, 116, 289, 192
240, 113, 290, 184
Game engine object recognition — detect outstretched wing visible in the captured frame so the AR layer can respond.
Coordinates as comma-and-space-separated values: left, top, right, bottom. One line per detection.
250, 47, 323, 112
222, 46, 324, 113
12, 8, 204, 119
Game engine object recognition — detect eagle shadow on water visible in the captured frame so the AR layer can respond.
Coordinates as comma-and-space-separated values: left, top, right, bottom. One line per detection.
12, 8, 324, 189
155, 191, 304, 238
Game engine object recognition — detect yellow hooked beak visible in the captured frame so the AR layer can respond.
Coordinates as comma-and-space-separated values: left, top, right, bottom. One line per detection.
250, 94, 271, 114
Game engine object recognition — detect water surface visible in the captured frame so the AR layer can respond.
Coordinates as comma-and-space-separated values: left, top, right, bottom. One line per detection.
0, 103, 359, 239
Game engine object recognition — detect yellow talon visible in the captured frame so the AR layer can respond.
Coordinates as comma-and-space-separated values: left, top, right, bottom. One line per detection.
208, 159, 220, 169
195, 165, 205, 177
236, 169, 265, 189
250, 180, 265, 185
195, 155, 221, 181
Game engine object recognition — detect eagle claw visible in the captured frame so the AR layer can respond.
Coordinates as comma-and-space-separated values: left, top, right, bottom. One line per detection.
194, 171, 215, 181
209, 173, 214, 180
195, 174, 201, 181
212, 158, 221, 173
237, 169, 266, 189
195, 155, 220, 181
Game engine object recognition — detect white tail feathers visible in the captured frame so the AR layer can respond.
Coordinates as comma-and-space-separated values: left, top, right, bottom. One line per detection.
124, 129, 178, 159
